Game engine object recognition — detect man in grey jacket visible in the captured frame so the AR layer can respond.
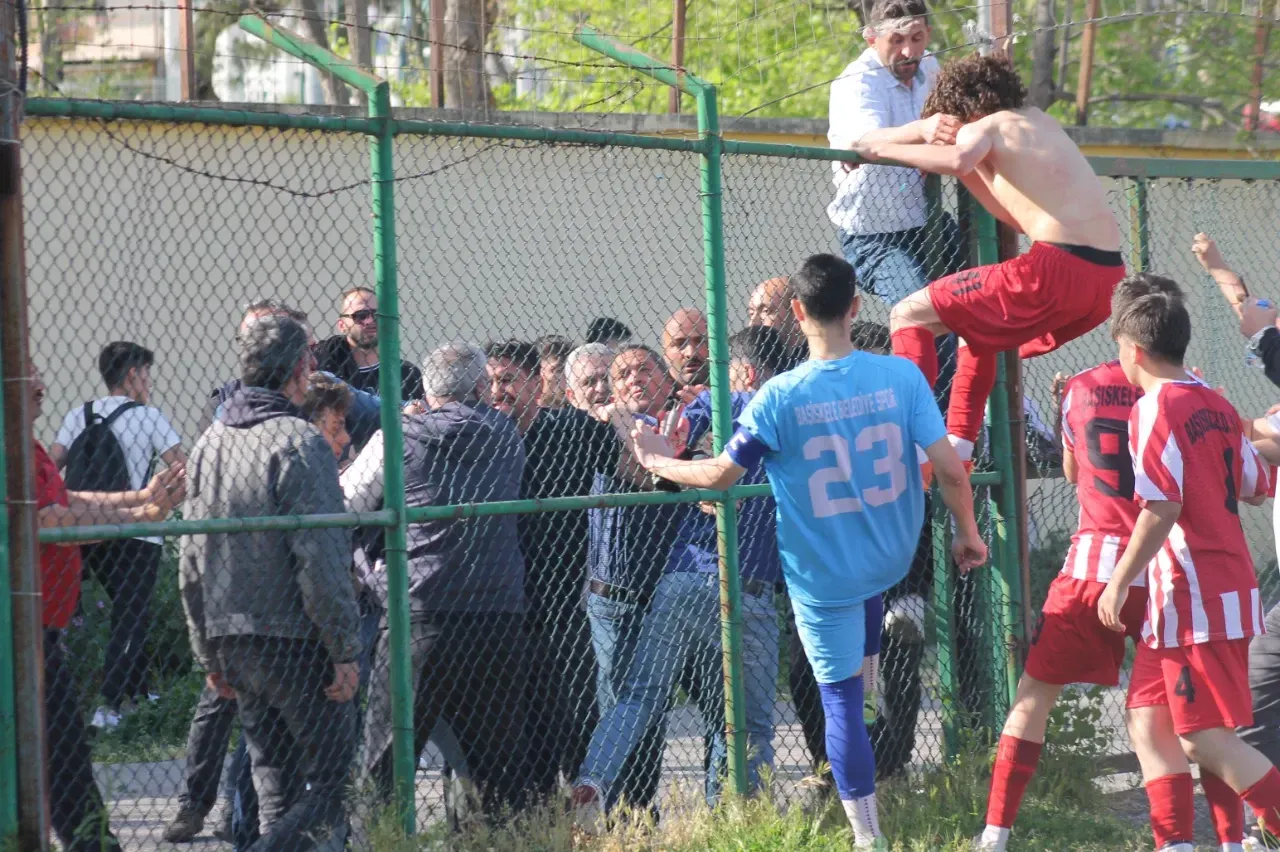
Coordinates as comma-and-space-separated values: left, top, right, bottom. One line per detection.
180, 314, 362, 851
345, 341, 528, 821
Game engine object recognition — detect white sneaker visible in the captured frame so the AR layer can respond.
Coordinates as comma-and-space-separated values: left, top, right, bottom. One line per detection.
90, 707, 121, 730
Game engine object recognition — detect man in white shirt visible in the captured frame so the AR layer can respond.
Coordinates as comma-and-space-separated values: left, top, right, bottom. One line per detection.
51, 341, 184, 728
827, 0, 965, 309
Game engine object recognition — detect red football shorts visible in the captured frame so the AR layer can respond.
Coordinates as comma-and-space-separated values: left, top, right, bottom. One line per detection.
929, 242, 1125, 357
1126, 639, 1254, 735
1025, 576, 1148, 687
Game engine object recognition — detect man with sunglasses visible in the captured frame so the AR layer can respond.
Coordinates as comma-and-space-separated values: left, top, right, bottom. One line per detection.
314, 286, 424, 402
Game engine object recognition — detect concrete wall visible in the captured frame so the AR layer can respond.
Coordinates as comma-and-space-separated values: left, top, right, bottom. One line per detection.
22, 112, 1280, 583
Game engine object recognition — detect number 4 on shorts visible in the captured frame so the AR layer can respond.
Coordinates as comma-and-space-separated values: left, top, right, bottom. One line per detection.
1174, 665, 1197, 704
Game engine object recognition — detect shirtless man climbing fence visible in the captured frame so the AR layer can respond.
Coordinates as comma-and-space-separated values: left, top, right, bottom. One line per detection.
853, 53, 1123, 472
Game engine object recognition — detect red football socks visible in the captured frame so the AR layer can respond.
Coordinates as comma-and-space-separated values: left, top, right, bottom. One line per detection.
984, 735, 1043, 829
1242, 766, 1280, 837
1201, 771, 1244, 845
947, 345, 998, 447
890, 327, 938, 388
1146, 773, 1195, 848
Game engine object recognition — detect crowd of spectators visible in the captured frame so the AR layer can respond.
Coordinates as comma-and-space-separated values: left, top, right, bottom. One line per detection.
31, 262, 967, 851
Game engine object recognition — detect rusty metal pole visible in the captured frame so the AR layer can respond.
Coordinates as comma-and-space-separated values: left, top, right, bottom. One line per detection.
1246, 0, 1275, 132
669, 0, 686, 114
429, 0, 444, 107
0, 0, 46, 848
178, 0, 195, 99
1074, 0, 1101, 125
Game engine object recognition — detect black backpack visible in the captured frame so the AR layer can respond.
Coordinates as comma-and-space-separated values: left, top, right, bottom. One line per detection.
63, 401, 141, 493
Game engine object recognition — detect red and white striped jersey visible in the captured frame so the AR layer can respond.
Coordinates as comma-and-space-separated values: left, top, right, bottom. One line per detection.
1130, 380, 1269, 649
1059, 361, 1144, 585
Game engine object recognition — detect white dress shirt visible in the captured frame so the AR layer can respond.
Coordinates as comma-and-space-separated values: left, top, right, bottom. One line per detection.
827, 48, 940, 237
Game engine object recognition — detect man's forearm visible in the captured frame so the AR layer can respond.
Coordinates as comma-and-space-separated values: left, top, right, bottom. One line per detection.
40, 501, 155, 529
1208, 268, 1247, 307
644, 454, 742, 491
851, 120, 925, 147
1107, 506, 1178, 591
935, 463, 980, 538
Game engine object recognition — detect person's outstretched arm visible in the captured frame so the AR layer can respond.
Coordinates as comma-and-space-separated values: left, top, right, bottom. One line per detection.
922, 436, 987, 573
629, 426, 746, 492
1191, 233, 1248, 310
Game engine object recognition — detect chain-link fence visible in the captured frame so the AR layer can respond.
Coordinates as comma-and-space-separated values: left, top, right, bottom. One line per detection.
5, 20, 1280, 852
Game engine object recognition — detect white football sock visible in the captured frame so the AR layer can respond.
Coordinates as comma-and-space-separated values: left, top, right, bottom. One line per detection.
843, 794, 881, 847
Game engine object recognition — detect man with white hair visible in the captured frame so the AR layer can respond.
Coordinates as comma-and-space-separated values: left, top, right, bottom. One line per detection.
564, 342, 616, 420
346, 342, 530, 820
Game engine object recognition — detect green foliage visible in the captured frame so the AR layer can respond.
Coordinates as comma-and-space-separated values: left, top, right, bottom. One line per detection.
457, 0, 1260, 129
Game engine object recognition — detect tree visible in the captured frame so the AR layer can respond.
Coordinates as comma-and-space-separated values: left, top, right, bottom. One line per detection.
444, 0, 495, 108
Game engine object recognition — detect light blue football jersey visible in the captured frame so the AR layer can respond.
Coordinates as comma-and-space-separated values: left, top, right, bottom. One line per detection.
738, 350, 946, 607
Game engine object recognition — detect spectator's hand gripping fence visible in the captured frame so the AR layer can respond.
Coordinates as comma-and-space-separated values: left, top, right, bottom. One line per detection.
8, 14, 1280, 849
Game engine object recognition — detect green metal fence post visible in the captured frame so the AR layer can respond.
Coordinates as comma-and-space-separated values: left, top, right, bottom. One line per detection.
238, 15, 415, 833
1128, 178, 1150, 272
573, 25, 749, 796
367, 83, 416, 837
973, 204, 1023, 716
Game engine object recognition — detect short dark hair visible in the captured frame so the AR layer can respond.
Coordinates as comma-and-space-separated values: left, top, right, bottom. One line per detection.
585, 317, 633, 345
729, 326, 788, 377
301, 372, 352, 422
851, 321, 892, 354
924, 54, 1027, 122
98, 341, 154, 389
1112, 272, 1184, 317
536, 334, 575, 364
240, 315, 310, 390
789, 254, 858, 324
1111, 291, 1190, 365
867, 0, 929, 29
486, 340, 540, 375
612, 343, 664, 372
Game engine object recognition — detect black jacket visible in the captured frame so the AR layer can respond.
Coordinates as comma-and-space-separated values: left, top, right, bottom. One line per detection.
313, 334, 424, 401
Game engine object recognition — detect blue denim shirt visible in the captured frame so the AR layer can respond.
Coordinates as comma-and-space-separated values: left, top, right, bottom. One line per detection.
664, 391, 780, 584
587, 414, 685, 598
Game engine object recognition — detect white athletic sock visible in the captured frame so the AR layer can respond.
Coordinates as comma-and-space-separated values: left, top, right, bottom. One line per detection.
947, 434, 975, 463
977, 825, 1010, 851
843, 795, 881, 847
1222, 843, 1245, 852
1159, 844, 1194, 852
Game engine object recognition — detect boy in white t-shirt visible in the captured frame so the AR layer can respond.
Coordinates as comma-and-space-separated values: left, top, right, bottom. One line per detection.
51, 341, 184, 728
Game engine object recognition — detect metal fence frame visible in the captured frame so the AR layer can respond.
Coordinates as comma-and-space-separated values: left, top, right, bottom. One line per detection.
4, 15, 1280, 847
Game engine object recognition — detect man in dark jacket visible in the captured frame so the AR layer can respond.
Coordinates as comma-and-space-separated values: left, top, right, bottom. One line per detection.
346, 341, 528, 819
486, 340, 621, 804
314, 287, 423, 402
180, 315, 363, 851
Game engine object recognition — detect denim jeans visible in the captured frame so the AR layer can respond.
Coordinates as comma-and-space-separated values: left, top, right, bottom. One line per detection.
230, 593, 384, 850
585, 592, 667, 811
217, 636, 357, 852
581, 573, 779, 806
841, 215, 965, 403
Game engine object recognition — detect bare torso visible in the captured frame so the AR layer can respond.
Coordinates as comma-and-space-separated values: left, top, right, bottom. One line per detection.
964, 108, 1120, 251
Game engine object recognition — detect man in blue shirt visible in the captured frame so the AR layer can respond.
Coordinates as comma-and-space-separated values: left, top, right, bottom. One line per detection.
616, 254, 985, 850
572, 326, 787, 813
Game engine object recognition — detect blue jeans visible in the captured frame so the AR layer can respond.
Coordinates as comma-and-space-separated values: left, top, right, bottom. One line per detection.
585, 592, 667, 811
841, 216, 964, 403
580, 573, 779, 806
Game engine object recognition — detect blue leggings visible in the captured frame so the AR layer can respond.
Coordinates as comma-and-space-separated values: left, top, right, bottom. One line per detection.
816, 593, 883, 802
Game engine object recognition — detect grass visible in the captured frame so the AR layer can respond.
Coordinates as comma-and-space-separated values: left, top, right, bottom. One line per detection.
354, 738, 1148, 852
88, 670, 204, 764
